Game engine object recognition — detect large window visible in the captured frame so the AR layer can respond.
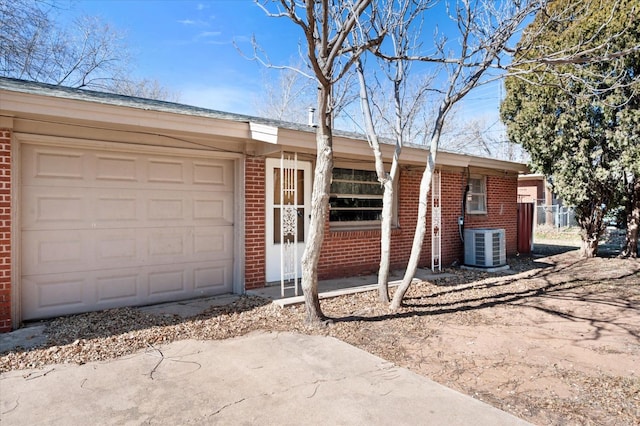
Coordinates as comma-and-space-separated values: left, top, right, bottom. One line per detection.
466, 175, 487, 214
330, 168, 384, 224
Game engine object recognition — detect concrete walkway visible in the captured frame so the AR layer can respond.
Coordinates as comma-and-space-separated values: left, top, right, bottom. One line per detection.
248, 268, 452, 306
1, 332, 531, 425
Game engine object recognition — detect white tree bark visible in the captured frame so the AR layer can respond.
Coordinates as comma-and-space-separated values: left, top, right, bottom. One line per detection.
301, 85, 333, 323
258, 0, 386, 324
390, 117, 443, 310
383, 0, 542, 310
355, 58, 395, 302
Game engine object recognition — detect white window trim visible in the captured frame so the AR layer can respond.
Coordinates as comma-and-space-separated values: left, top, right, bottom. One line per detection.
466, 175, 487, 215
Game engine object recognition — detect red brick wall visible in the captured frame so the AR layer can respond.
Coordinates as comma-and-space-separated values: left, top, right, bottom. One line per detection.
318, 170, 518, 279
463, 174, 519, 257
317, 167, 431, 280
0, 129, 11, 332
244, 161, 519, 287
244, 156, 266, 289
440, 172, 467, 265
317, 169, 519, 280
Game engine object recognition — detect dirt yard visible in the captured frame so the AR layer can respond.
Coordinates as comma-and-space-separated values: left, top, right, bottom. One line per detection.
332, 251, 640, 425
2, 247, 639, 425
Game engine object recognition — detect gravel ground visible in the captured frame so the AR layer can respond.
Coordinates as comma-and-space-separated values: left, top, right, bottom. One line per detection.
2, 249, 639, 425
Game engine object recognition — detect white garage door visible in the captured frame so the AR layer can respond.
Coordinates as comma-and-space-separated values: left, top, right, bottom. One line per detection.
21, 143, 235, 320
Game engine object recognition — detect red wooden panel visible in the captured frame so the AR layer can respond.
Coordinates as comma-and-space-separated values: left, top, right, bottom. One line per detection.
517, 203, 535, 254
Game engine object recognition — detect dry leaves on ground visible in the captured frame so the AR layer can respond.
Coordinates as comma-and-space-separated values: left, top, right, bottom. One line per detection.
2, 251, 639, 425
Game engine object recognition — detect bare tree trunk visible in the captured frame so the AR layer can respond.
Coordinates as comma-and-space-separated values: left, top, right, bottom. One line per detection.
545, 182, 554, 226
580, 238, 599, 258
577, 205, 605, 258
378, 181, 394, 302
300, 85, 333, 324
355, 58, 397, 303
620, 176, 640, 258
389, 153, 434, 310
389, 108, 443, 310
257, 0, 386, 322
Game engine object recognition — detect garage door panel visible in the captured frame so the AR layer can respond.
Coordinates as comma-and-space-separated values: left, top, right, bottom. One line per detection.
22, 275, 90, 319
23, 229, 137, 275
23, 145, 235, 189
21, 189, 85, 228
26, 147, 86, 181
192, 160, 233, 186
24, 190, 234, 230
96, 274, 139, 302
22, 230, 88, 275
96, 189, 234, 226
22, 187, 139, 230
143, 261, 233, 304
194, 261, 233, 291
95, 154, 139, 182
193, 226, 234, 258
23, 270, 142, 317
147, 196, 184, 220
148, 230, 188, 258
21, 143, 236, 320
148, 269, 187, 296
22, 258, 235, 319
96, 195, 139, 222
193, 192, 234, 224
37, 278, 85, 308
24, 225, 234, 276
148, 158, 187, 184
96, 233, 140, 265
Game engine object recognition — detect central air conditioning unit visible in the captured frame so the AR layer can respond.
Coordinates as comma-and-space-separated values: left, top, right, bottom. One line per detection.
464, 228, 506, 268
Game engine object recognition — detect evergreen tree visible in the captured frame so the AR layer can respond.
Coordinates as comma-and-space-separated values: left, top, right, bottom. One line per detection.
501, 0, 640, 257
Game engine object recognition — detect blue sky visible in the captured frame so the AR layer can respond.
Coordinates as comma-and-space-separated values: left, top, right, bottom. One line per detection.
57, 1, 505, 134
60, 1, 303, 114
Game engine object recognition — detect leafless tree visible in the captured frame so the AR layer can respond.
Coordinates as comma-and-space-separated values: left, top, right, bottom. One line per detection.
376, 0, 636, 308
363, 72, 439, 141
107, 78, 181, 102
1, 0, 176, 99
506, 0, 639, 94
440, 116, 495, 156
353, 0, 438, 302
251, 58, 361, 125
375, 0, 548, 310
1, 1, 127, 88
257, 0, 389, 324
253, 63, 316, 123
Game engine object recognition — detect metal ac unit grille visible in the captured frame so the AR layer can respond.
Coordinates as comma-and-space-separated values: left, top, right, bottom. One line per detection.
464, 228, 506, 267
474, 233, 486, 266
492, 232, 501, 265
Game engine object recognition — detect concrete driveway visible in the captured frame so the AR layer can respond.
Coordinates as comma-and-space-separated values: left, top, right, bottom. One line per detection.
1, 332, 530, 425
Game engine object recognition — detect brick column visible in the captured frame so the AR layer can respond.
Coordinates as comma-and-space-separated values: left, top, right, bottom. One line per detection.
0, 129, 12, 332
244, 157, 266, 289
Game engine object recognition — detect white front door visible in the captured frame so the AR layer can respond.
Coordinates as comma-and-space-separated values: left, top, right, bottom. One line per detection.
265, 157, 312, 282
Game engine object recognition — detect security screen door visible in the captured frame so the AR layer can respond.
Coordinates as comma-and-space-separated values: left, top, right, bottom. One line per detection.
265, 154, 311, 295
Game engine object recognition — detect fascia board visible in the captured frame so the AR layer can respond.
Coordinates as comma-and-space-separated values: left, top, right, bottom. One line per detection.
1, 87, 529, 174
274, 127, 316, 146
466, 155, 529, 173
518, 173, 545, 181
267, 128, 528, 173
0, 89, 251, 140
